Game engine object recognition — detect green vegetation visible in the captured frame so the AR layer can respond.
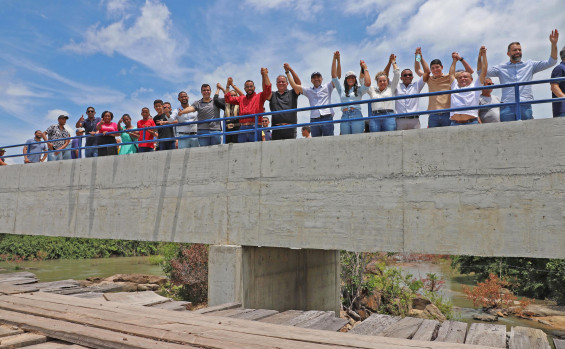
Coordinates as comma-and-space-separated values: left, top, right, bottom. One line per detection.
0, 234, 161, 260
452, 256, 565, 304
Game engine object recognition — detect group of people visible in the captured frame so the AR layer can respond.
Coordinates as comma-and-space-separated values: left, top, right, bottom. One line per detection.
3, 30, 564, 165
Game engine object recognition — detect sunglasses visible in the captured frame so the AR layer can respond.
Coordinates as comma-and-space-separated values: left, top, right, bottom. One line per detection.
87, 110, 95, 113
402, 74, 413, 77
485, 83, 494, 86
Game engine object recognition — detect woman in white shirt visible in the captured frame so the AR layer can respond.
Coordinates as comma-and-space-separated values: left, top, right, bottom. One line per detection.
365, 54, 400, 132
331, 51, 371, 135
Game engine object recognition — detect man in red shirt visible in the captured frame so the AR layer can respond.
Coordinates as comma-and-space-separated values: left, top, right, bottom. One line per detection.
137, 107, 157, 152
224, 68, 271, 142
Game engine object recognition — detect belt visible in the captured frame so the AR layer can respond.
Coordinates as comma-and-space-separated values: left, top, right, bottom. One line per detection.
178, 132, 197, 135
240, 122, 254, 126
373, 109, 394, 114
400, 115, 419, 119
452, 118, 477, 124
342, 107, 357, 112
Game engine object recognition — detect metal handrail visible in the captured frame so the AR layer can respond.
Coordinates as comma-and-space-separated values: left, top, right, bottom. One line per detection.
2, 77, 565, 160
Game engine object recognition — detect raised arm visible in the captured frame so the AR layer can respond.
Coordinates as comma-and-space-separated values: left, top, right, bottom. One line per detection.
360, 60, 371, 87
284, 63, 302, 86
413, 48, 422, 77
550, 29, 559, 60
261, 67, 272, 100
460, 54, 474, 75
216, 82, 226, 95
285, 63, 303, 94
421, 49, 431, 82
76, 115, 84, 128
479, 46, 488, 84
331, 51, 340, 79
178, 105, 196, 116
449, 52, 459, 79
390, 59, 400, 90
383, 53, 395, 77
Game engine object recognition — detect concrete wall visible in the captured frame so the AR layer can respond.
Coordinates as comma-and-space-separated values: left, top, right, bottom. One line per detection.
208, 245, 243, 306
1, 118, 565, 258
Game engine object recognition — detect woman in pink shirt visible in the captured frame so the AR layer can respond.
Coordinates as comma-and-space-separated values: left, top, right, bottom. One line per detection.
96, 111, 119, 156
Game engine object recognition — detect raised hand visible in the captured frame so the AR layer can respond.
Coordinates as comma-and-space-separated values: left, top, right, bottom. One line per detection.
79, 115, 85, 123
415, 47, 422, 55
360, 60, 367, 69
389, 53, 397, 63
216, 82, 222, 89
283, 63, 291, 72
227, 77, 233, 86
261, 67, 268, 75
452, 52, 461, 60
479, 46, 487, 56
550, 29, 559, 44
333, 51, 340, 59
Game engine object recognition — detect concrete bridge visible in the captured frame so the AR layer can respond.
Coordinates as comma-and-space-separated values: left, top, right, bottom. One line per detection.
1, 117, 564, 314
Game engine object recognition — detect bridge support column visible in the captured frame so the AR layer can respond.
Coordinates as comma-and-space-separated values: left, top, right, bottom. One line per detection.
208, 245, 340, 315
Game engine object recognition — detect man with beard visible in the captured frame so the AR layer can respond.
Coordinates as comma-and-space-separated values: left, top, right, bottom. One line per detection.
484, 29, 559, 122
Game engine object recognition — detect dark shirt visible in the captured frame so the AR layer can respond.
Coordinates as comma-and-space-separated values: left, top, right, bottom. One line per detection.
71, 138, 82, 159
269, 89, 299, 125
153, 114, 175, 139
192, 99, 222, 131
82, 117, 101, 146
551, 62, 565, 117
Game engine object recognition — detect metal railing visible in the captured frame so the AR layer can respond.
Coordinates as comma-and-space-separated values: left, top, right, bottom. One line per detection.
2, 77, 565, 161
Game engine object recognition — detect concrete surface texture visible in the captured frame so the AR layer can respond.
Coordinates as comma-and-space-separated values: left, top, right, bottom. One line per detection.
1, 118, 564, 258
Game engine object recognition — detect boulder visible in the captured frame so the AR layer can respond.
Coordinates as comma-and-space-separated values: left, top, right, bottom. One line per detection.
137, 283, 160, 291
360, 292, 381, 312
423, 304, 446, 322
412, 295, 431, 310
103, 274, 167, 285
473, 313, 498, 322
409, 309, 425, 318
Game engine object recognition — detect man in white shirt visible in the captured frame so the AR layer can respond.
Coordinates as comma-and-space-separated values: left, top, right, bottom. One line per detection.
395, 47, 427, 130
478, 78, 501, 123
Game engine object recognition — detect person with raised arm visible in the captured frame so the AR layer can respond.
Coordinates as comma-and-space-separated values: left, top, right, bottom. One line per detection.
484, 29, 559, 121
222, 68, 272, 143
393, 48, 428, 130
448, 48, 487, 126
117, 114, 139, 155
366, 54, 400, 132
178, 84, 224, 146
423, 48, 474, 127
268, 63, 302, 140
75, 107, 100, 157
286, 62, 335, 137
330, 51, 371, 135
214, 79, 244, 144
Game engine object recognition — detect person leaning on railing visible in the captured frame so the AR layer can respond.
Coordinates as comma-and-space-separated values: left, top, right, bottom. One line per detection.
117, 114, 139, 155
268, 63, 302, 140
96, 111, 119, 157
23, 130, 48, 163
331, 51, 371, 135
75, 107, 100, 158
482, 29, 559, 122
44, 115, 71, 161
393, 47, 427, 130
366, 54, 400, 132
448, 47, 488, 126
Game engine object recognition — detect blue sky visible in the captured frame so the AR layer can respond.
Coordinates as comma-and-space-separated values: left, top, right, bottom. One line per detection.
0, 0, 563, 163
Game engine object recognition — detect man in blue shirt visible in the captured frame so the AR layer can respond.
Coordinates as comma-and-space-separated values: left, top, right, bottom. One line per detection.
75, 107, 100, 157
23, 130, 47, 163
551, 47, 565, 117
483, 29, 559, 122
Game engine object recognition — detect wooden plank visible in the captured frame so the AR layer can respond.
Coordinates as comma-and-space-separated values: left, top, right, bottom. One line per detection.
295, 312, 334, 329
349, 314, 400, 336
380, 317, 424, 339
231, 309, 278, 321
308, 317, 348, 332
209, 307, 254, 318
147, 301, 190, 311
33, 280, 81, 292
0, 272, 37, 285
509, 326, 550, 349
554, 338, 565, 349
465, 323, 506, 348
286, 310, 327, 326
193, 302, 241, 314
0, 333, 47, 348
22, 341, 89, 348
70, 292, 105, 299
411, 319, 440, 341
0, 325, 23, 338
103, 291, 171, 306
7, 292, 497, 349
258, 310, 304, 325
0, 284, 39, 295
434, 320, 468, 343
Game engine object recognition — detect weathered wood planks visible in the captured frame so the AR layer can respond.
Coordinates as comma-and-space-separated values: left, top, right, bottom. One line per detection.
349, 314, 400, 336
411, 319, 440, 341
380, 317, 424, 339
0, 333, 47, 348
508, 326, 550, 349
554, 338, 565, 349
435, 320, 468, 343
465, 323, 506, 348
103, 291, 171, 306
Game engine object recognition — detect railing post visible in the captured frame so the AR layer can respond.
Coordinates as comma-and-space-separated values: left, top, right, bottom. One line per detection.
222, 118, 226, 145
254, 114, 259, 142
514, 83, 522, 121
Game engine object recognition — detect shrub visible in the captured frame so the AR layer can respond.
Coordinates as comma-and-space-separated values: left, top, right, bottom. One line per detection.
163, 244, 209, 304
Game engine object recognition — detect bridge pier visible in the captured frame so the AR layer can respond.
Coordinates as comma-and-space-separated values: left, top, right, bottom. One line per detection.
209, 245, 340, 315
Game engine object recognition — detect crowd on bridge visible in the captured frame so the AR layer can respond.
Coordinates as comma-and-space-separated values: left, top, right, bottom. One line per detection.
1, 29, 565, 165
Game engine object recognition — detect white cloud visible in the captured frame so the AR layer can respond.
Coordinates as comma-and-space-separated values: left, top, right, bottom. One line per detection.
103, 0, 131, 17
64, 0, 188, 80
242, 0, 323, 19
45, 109, 70, 121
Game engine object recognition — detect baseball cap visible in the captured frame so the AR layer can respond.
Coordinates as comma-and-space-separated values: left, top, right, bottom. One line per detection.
311, 72, 322, 78
345, 71, 356, 78
76, 128, 85, 133
0, 148, 5, 152
58, 115, 69, 120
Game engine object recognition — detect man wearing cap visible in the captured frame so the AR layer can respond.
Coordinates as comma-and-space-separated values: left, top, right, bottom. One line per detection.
287, 67, 335, 137
268, 63, 302, 140
71, 128, 85, 159
0, 149, 6, 166
76, 107, 100, 157
23, 130, 48, 163
44, 115, 71, 161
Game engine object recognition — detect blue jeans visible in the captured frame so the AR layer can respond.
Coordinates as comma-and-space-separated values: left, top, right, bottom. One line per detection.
340, 109, 365, 135
84, 138, 98, 158
310, 114, 334, 137
138, 146, 154, 153
450, 119, 479, 126
556, 112, 565, 117
198, 130, 222, 146
158, 140, 176, 151
500, 104, 533, 122
369, 110, 396, 132
428, 112, 451, 128
48, 149, 71, 161
238, 125, 260, 143
178, 135, 200, 149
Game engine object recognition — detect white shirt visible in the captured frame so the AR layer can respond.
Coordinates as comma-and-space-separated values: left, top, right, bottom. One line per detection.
171, 107, 197, 133
302, 81, 335, 118
367, 68, 400, 111
395, 78, 425, 114
450, 78, 481, 118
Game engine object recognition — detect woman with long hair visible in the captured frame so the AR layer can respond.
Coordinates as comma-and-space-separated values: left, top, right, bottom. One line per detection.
366, 54, 400, 132
117, 114, 139, 155
96, 111, 119, 156
331, 51, 371, 135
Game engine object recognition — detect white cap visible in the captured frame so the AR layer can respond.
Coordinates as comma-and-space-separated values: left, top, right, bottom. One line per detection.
344, 71, 356, 78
